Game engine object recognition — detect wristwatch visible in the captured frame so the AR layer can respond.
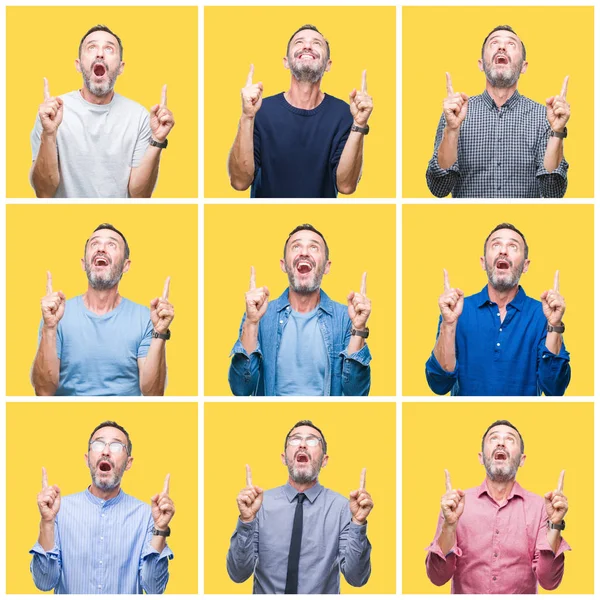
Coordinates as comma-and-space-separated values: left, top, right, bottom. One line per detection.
547, 322, 565, 334
547, 519, 566, 531
351, 124, 370, 135
150, 138, 168, 149
152, 526, 171, 537
152, 329, 171, 340
550, 127, 567, 139
351, 327, 369, 338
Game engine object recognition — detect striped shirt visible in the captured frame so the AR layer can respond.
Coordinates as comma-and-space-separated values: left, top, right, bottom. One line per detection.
30, 488, 173, 594
426, 90, 569, 198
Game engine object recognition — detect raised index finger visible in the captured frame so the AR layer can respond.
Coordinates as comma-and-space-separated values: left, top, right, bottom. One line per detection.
361, 70, 367, 94
553, 270, 560, 292
246, 64, 254, 87
560, 75, 569, 99
360, 272, 367, 296
161, 84, 168, 107
43, 77, 50, 101
557, 469, 565, 493
443, 268, 450, 291
42, 466, 49, 489
246, 464, 252, 487
46, 271, 53, 295
249, 266, 256, 291
359, 467, 366, 490
445, 72, 454, 96
162, 473, 170, 494
444, 469, 452, 493
162, 276, 171, 301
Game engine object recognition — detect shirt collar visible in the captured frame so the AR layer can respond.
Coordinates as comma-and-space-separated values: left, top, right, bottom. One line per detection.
283, 480, 324, 504
475, 284, 526, 311
275, 288, 333, 315
481, 88, 522, 112
477, 479, 525, 501
85, 486, 125, 508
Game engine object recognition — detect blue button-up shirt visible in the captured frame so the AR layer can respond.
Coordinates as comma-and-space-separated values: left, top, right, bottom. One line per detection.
426, 90, 569, 198
226, 481, 371, 593
30, 488, 173, 594
425, 286, 571, 396
229, 288, 371, 396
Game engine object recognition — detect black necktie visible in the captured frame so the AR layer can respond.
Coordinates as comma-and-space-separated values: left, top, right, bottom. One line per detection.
284, 492, 306, 594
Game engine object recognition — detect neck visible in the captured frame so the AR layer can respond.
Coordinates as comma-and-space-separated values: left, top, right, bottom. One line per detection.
288, 288, 321, 313
89, 483, 121, 501
286, 77, 324, 109
83, 285, 122, 314
288, 477, 318, 493
485, 476, 516, 503
487, 282, 519, 309
80, 87, 114, 106
485, 80, 517, 107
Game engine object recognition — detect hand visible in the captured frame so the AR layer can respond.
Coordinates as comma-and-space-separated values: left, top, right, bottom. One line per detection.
41, 271, 66, 329
151, 473, 175, 530
546, 76, 570, 133
245, 266, 269, 325
37, 467, 61, 523
241, 64, 263, 119
439, 269, 464, 325
236, 464, 264, 523
349, 70, 373, 127
39, 78, 64, 135
150, 277, 175, 335
150, 85, 175, 143
441, 469, 465, 526
349, 468, 374, 525
544, 470, 568, 524
347, 272, 371, 330
540, 270, 566, 327
443, 73, 468, 131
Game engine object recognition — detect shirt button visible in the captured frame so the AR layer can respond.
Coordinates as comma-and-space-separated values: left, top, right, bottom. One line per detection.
100, 537, 104, 541
499, 328, 502, 332
493, 576, 497, 581
496, 529, 500, 534
494, 553, 498, 557
99, 560, 103, 564
279, 320, 284, 324
497, 162, 501, 166
102, 514, 105, 518
496, 313, 500, 317
497, 343, 500, 346
497, 185, 501, 190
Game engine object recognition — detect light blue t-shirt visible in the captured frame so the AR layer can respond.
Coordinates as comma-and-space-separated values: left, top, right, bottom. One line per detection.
275, 307, 327, 396
38, 296, 152, 396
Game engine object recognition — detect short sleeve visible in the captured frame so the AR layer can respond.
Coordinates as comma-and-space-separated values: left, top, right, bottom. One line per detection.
131, 110, 152, 168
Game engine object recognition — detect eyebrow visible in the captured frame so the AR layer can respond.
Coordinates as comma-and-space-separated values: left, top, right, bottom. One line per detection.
487, 34, 519, 44
487, 430, 517, 438
289, 237, 323, 246
86, 39, 116, 47
91, 436, 125, 443
489, 235, 522, 245
89, 234, 121, 244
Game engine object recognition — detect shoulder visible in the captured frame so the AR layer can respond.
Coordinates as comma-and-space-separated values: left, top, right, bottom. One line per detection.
319, 485, 350, 507
112, 93, 149, 115
517, 93, 546, 111
120, 297, 151, 317
120, 490, 152, 511
324, 93, 351, 112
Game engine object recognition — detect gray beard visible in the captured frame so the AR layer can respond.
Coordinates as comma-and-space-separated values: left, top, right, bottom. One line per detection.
483, 58, 523, 89
288, 56, 327, 84
286, 263, 326, 295
483, 454, 520, 482
286, 458, 322, 484
89, 460, 126, 491
485, 259, 524, 293
85, 258, 125, 291
82, 63, 117, 97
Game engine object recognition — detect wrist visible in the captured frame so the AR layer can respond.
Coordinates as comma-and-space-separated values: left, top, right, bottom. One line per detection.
440, 320, 458, 331
441, 521, 458, 533
351, 516, 366, 526
42, 324, 58, 334
241, 113, 256, 124
41, 131, 58, 142
444, 125, 460, 136
240, 515, 255, 523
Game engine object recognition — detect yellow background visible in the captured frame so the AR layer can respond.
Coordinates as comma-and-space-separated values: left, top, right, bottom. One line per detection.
204, 402, 396, 593
402, 402, 594, 594
6, 402, 198, 594
6, 6, 198, 198
402, 204, 593, 396
402, 6, 594, 198
204, 6, 396, 198
204, 204, 396, 396
6, 204, 198, 396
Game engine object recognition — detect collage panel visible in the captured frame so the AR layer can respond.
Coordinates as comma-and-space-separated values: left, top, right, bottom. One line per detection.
6, 204, 198, 397
204, 204, 396, 397
204, 401, 396, 594
7, 5, 198, 199
402, 5, 593, 199
402, 401, 593, 594
6, 401, 198, 594
403, 204, 593, 397
205, 5, 396, 199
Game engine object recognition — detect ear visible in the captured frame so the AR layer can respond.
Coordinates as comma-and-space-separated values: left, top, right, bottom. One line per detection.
477, 58, 484, 72
480, 256, 486, 271
84, 453, 89, 467
118, 61, 125, 76
323, 260, 331, 275
522, 259, 530, 274
478, 451, 484, 465
122, 259, 131, 274
124, 456, 134, 471
324, 59, 332, 73
519, 453, 526, 467
520, 60, 528, 74
81, 257, 86, 271
281, 452, 287, 465
75, 58, 82, 73
321, 453, 329, 468
283, 56, 290, 71
280, 258, 288, 273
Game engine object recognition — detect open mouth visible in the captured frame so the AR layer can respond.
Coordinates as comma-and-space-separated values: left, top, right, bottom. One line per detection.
296, 453, 309, 463
93, 255, 110, 267
297, 52, 317, 60
296, 260, 313, 275
493, 450, 508, 461
494, 55, 509, 65
495, 259, 510, 270
98, 461, 113, 472
93, 63, 107, 77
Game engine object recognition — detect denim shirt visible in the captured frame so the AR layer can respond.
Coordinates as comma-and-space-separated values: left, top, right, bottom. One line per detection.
229, 288, 371, 396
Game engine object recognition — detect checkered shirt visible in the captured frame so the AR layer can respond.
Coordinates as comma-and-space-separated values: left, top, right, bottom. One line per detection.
426, 90, 568, 198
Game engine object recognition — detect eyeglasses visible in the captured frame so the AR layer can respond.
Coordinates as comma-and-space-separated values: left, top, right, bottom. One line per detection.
287, 435, 322, 447
89, 440, 128, 455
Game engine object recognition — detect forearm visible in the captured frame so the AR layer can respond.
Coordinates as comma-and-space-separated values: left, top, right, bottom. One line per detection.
340, 522, 372, 587
140, 548, 171, 594
241, 320, 259, 354
438, 522, 457, 555
31, 133, 60, 198
226, 520, 257, 583
31, 328, 60, 396
128, 145, 163, 198
336, 130, 364, 195
437, 127, 459, 170
140, 340, 167, 396
543, 136, 564, 172
545, 331, 563, 355
345, 334, 365, 355
228, 115, 255, 191
38, 520, 55, 552
546, 528, 562, 554
433, 322, 457, 371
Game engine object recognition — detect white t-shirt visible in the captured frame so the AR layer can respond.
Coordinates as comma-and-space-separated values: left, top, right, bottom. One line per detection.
31, 90, 151, 198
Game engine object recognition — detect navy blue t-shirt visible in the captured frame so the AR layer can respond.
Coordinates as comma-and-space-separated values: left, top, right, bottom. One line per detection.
251, 93, 353, 198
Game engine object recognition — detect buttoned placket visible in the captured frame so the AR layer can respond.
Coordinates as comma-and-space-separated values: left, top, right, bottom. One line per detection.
488, 301, 517, 361
95, 499, 107, 593
493, 104, 506, 195
490, 499, 507, 591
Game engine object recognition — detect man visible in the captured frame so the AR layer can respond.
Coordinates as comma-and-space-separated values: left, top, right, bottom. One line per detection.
425, 420, 569, 593
31, 24, 175, 198
31, 223, 174, 396
228, 24, 373, 197
227, 420, 373, 593
31, 421, 175, 594
426, 25, 570, 198
425, 222, 570, 395
228, 223, 371, 396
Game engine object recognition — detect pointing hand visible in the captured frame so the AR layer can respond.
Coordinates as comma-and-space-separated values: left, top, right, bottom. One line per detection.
347, 272, 371, 331
546, 76, 570, 134
540, 270, 566, 327
349, 70, 373, 127
150, 277, 175, 335
241, 64, 264, 118
439, 269, 464, 325
41, 271, 66, 329
150, 84, 175, 143
37, 467, 61, 522
151, 473, 175, 530
236, 464, 264, 522
544, 470, 568, 524
443, 73, 469, 131
245, 266, 270, 324
39, 78, 64, 135
349, 467, 374, 525
441, 469, 465, 525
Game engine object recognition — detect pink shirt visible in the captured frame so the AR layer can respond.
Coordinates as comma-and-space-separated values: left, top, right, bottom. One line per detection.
425, 480, 570, 594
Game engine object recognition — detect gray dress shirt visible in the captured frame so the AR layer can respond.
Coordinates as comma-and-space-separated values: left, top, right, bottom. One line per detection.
226, 481, 372, 593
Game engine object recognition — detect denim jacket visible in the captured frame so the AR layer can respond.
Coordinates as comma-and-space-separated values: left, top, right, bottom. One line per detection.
229, 288, 371, 396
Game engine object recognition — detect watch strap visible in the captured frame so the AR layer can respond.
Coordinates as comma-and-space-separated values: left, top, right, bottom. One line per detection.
547, 519, 566, 530
351, 124, 370, 135
152, 526, 171, 537
152, 329, 171, 340
150, 138, 168, 149
351, 327, 369, 338
547, 322, 565, 334
550, 127, 567, 139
